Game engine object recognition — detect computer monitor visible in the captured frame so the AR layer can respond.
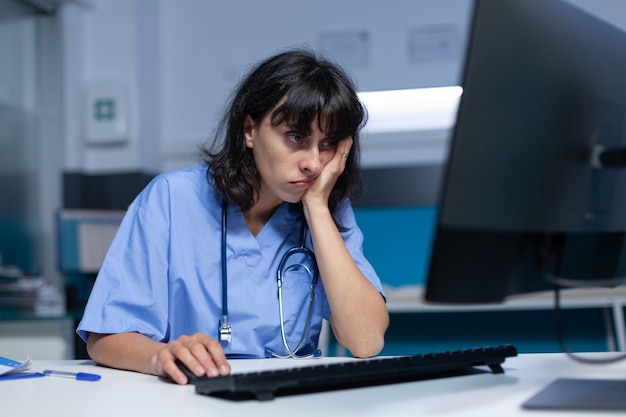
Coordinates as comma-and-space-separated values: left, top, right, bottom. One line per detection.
424, 0, 626, 304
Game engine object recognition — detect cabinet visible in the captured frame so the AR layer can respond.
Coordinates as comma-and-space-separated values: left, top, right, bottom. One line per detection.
0, 317, 74, 360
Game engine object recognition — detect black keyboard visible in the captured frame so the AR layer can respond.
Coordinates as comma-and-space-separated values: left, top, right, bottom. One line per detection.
193, 344, 518, 401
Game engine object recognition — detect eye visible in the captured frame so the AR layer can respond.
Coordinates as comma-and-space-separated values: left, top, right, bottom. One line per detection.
287, 133, 304, 144
320, 139, 338, 151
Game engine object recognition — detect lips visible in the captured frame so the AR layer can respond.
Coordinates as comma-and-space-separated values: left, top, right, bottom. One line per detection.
290, 178, 314, 189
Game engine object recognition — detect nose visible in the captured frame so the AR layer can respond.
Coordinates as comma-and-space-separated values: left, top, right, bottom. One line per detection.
300, 147, 322, 174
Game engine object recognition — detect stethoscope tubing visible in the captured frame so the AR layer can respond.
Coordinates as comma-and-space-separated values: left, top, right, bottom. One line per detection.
218, 199, 232, 342
219, 200, 319, 357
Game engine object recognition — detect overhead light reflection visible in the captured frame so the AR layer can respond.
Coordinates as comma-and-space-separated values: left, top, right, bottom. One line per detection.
358, 86, 462, 133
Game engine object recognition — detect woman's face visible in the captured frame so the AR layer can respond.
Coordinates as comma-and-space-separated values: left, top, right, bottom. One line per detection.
244, 108, 340, 208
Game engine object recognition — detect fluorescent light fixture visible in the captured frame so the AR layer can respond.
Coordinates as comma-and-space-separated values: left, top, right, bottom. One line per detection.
358, 86, 462, 133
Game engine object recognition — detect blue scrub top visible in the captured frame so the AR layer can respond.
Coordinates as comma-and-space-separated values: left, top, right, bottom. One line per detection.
76, 163, 384, 358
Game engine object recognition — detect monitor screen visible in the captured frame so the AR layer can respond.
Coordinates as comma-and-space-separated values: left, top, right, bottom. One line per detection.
424, 0, 626, 303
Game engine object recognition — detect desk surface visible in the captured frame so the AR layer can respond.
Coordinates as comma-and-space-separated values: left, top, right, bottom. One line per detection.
3, 353, 626, 416
384, 284, 626, 311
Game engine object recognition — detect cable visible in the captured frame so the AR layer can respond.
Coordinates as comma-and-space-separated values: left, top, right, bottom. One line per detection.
553, 286, 626, 365
540, 235, 626, 364
546, 274, 626, 289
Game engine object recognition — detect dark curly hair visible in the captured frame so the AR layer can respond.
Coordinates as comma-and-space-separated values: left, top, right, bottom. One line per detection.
202, 48, 367, 227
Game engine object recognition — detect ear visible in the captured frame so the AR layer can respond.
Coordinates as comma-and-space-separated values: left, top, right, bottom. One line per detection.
244, 115, 255, 149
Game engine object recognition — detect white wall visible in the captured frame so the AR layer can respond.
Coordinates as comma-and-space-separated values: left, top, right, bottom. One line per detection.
158, 0, 472, 167
60, 0, 473, 173
61, 0, 162, 173
566, 0, 626, 30
0, 16, 36, 110
58, 0, 626, 174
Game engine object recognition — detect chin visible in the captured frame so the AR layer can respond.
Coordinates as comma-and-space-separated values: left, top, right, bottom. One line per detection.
280, 192, 304, 204
283, 196, 303, 204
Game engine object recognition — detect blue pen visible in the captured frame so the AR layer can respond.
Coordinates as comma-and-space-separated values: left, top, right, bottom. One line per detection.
43, 369, 101, 381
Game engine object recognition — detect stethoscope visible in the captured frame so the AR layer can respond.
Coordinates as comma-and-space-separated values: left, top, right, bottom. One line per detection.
218, 200, 321, 358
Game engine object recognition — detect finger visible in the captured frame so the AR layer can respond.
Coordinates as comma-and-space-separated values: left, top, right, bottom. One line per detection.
172, 333, 230, 378
187, 342, 221, 377
344, 137, 354, 153
193, 333, 231, 376
339, 138, 353, 164
158, 349, 190, 385
163, 336, 212, 381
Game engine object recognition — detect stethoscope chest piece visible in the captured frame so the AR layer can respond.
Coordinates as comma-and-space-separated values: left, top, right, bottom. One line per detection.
219, 318, 232, 342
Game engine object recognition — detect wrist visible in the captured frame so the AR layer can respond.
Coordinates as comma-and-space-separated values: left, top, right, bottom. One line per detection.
302, 201, 332, 222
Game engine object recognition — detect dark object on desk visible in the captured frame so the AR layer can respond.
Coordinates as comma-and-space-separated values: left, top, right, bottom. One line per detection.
173, 360, 202, 384
523, 378, 626, 411
193, 344, 517, 401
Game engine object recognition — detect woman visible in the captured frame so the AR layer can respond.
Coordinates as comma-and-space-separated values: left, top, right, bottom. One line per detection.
77, 48, 389, 385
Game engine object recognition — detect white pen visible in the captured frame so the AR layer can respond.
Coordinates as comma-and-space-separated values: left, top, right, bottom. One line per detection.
43, 369, 101, 381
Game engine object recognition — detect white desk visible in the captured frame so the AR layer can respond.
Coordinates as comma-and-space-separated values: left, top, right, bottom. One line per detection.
3, 353, 626, 416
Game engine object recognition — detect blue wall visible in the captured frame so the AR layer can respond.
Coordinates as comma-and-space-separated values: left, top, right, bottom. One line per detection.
354, 206, 437, 288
